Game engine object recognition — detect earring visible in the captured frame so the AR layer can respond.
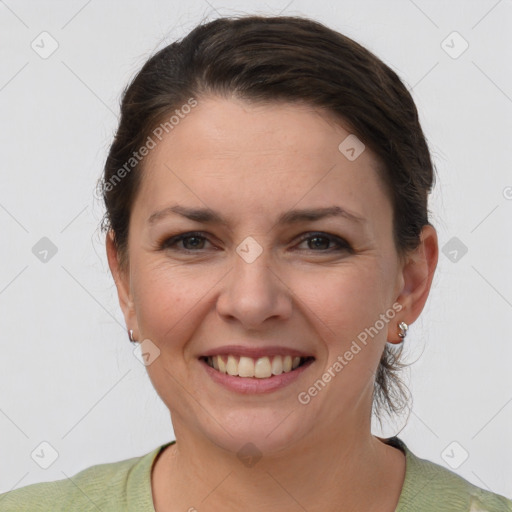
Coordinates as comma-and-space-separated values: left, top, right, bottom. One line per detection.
128, 329, 137, 343
388, 321, 408, 344
397, 321, 408, 340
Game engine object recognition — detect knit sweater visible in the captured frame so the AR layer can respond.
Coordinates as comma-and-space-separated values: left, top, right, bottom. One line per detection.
0, 437, 510, 511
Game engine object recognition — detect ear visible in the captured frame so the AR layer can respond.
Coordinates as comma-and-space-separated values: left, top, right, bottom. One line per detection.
106, 230, 138, 340
388, 224, 439, 343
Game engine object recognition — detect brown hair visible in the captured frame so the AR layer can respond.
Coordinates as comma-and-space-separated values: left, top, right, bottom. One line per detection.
99, 15, 436, 422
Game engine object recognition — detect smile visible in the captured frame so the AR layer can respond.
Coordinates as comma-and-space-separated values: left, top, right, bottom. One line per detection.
200, 354, 315, 379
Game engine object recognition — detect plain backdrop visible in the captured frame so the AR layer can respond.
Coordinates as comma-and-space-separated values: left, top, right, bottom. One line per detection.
1, 0, 511, 500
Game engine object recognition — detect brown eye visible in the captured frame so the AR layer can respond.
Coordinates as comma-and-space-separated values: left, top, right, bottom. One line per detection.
296, 232, 352, 252
160, 232, 211, 251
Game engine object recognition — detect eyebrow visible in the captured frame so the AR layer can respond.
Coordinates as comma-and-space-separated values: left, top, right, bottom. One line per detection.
147, 205, 366, 226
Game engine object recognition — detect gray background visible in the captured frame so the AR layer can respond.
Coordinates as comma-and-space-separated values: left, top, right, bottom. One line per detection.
1, 0, 511, 500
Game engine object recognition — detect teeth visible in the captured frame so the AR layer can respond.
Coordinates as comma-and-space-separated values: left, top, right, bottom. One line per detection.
255, 356, 271, 378
218, 356, 227, 373
272, 355, 283, 375
206, 354, 307, 378
239, 356, 257, 377
226, 355, 238, 376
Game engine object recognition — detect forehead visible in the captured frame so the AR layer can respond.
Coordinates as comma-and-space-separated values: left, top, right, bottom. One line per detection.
147, 96, 365, 161
133, 96, 391, 229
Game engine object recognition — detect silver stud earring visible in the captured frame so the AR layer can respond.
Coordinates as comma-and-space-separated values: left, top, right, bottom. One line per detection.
128, 329, 137, 343
397, 321, 408, 340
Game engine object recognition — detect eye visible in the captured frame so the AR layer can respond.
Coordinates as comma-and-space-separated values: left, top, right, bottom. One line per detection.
158, 231, 352, 254
295, 232, 352, 252
159, 231, 213, 252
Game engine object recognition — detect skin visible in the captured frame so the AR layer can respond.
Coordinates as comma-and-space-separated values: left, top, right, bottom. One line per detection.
106, 96, 438, 511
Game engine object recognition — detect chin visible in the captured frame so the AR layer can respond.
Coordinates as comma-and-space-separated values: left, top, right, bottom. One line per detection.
201, 411, 307, 458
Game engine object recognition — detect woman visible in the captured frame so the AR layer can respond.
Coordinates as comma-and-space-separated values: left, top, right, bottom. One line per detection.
1, 14, 511, 512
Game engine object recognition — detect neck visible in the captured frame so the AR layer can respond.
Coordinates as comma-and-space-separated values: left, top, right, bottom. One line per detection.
152, 424, 405, 512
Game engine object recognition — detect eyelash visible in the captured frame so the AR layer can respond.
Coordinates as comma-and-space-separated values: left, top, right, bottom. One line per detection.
158, 231, 352, 254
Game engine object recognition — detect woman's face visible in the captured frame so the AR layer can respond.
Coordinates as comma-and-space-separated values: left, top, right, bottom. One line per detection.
108, 96, 430, 454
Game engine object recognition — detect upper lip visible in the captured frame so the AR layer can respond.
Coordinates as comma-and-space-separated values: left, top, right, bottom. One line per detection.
199, 345, 315, 359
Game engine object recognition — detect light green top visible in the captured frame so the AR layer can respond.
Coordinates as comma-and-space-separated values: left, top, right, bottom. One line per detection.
0, 437, 510, 511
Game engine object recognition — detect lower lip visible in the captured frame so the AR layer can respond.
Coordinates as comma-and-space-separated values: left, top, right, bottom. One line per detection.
199, 358, 315, 394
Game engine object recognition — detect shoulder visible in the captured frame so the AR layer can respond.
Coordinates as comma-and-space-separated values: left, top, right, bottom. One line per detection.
389, 437, 512, 512
0, 443, 168, 512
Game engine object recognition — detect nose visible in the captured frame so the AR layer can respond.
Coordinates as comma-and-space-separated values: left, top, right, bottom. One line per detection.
216, 249, 293, 329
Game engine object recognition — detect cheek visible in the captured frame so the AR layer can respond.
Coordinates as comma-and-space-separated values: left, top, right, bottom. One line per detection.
293, 263, 390, 337
130, 264, 214, 350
